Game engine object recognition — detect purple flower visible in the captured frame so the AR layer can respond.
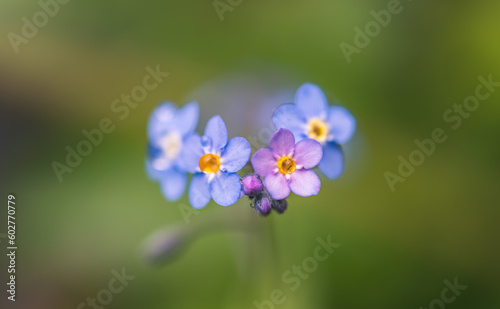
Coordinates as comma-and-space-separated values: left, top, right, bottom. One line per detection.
146, 102, 199, 201
272, 83, 356, 179
251, 129, 323, 200
179, 115, 251, 209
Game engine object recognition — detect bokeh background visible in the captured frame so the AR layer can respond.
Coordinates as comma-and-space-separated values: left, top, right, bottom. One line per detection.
1, 0, 500, 308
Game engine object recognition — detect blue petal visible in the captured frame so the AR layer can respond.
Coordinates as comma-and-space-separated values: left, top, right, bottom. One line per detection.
145, 159, 162, 181
173, 101, 199, 136
178, 134, 204, 173
204, 115, 228, 152
272, 104, 307, 142
295, 83, 328, 119
159, 168, 187, 201
200, 136, 213, 152
220, 137, 251, 173
189, 173, 211, 209
148, 102, 199, 142
147, 143, 163, 162
147, 102, 177, 141
146, 144, 174, 180
210, 172, 241, 206
327, 105, 356, 144
318, 142, 344, 179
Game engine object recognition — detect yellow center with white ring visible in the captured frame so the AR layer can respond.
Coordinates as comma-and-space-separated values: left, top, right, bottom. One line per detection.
159, 132, 183, 160
307, 118, 329, 144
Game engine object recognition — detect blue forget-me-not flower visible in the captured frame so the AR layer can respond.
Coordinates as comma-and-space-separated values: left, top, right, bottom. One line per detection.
179, 115, 251, 209
272, 83, 356, 179
146, 101, 199, 201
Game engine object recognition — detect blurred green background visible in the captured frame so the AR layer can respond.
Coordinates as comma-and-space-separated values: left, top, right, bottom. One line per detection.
1, 0, 499, 308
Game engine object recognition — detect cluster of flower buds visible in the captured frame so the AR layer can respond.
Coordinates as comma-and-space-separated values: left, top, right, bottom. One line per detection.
241, 174, 288, 216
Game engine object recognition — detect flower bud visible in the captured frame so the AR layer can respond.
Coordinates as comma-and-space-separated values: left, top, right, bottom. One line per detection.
242, 174, 264, 197
142, 226, 189, 265
273, 199, 288, 214
255, 197, 272, 216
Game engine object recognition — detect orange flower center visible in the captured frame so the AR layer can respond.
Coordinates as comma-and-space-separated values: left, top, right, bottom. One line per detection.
199, 154, 220, 173
277, 156, 296, 174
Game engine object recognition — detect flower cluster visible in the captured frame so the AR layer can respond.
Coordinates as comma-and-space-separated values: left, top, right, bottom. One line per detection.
146, 83, 355, 215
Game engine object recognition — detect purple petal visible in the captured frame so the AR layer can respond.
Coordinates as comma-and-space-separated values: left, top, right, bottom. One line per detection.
318, 142, 344, 179
264, 172, 290, 200
295, 83, 328, 119
327, 106, 356, 144
188, 173, 211, 209
159, 168, 187, 201
210, 172, 242, 206
178, 134, 204, 173
289, 169, 321, 197
269, 128, 295, 157
293, 138, 323, 169
272, 104, 307, 142
204, 115, 228, 152
220, 137, 251, 173
251, 148, 277, 177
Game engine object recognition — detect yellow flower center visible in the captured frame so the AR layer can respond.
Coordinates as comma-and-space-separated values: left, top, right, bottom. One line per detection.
277, 156, 296, 175
199, 154, 220, 173
307, 118, 329, 143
